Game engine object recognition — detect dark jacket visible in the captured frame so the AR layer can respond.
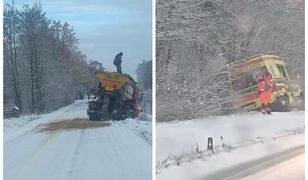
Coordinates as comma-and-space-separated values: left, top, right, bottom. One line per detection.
113, 52, 123, 65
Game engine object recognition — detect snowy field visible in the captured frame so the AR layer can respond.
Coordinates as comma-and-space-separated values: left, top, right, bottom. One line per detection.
4, 100, 152, 180
156, 111, 305, 180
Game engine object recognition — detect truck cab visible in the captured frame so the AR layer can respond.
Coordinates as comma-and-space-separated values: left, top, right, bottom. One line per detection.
226, 55, 302, 111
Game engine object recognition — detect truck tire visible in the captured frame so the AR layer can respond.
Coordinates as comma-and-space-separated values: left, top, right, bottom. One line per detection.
120, 106, 132, 120
89, 112, 100, 121
88, 113, 95, 121
272, 95, 291, 112
112, 114, 121, 121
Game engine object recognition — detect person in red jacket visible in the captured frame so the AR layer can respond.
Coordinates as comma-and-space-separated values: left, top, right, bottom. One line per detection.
258, 72, 273, 114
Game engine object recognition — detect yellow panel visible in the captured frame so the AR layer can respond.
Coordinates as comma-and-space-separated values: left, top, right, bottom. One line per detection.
96, 72, 130, 90
105, 87, 114, 91
97, 72, 129, 84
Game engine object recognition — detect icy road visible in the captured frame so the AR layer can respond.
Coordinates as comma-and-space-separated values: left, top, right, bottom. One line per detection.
156, 111, 305, 180
239, 147, 304, 180
4, 100, 152, 180
202, 145, 304, 180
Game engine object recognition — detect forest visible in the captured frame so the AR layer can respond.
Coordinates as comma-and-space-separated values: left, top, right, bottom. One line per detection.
156, 0, 304, 121
4, 2, 94, 114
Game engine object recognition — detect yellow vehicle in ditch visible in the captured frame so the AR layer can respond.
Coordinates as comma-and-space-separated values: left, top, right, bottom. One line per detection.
225, 54, 303, 111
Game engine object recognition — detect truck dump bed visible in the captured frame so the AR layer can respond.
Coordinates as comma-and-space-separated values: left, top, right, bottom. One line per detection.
87, 71, 141, 120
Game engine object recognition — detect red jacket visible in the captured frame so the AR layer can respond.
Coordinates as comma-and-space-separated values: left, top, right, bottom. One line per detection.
264, 73, 275, 91
258, 79, 272, 105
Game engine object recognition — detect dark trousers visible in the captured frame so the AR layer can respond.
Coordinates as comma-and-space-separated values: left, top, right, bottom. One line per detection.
116, 64, 122, 73
261, 103, 271, 114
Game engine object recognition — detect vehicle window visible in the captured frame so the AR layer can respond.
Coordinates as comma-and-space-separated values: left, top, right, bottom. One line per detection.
276, 65, 288, 78
231, 73, 256, 91
231, 67, 266, 91
268, 65, 278, 77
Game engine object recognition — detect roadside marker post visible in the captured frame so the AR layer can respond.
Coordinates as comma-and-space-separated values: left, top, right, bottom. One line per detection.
207, 137, 214, 154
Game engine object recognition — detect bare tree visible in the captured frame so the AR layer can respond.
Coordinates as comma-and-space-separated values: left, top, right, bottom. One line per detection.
137, 60, 152, 114
156, 0, 304, 121
3, 0, 22, 112
4, 1, 95, 115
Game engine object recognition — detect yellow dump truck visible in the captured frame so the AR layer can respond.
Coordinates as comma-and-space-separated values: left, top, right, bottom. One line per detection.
225, 54, 303, 111
87, 71, 142, 120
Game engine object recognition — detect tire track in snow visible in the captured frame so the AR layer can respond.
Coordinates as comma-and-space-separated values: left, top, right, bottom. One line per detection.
40, 131, 79, 180
109, 121, 151, 179
5, 129, 36, 145
6, 130, 62, 180
110, 122, 132, 150
106, 123, 129, 180
118, 120, 152, 145
67, 129, 86, 175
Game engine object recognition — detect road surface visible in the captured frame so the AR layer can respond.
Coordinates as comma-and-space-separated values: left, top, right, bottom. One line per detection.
240, 153, 304, 180
203, 145, 304, 180
4, 101, 152, 180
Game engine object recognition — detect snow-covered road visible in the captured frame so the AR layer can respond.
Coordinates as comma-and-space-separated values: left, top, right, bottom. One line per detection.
4, 100, 152, 180
202, 145, 304, 180
156, 111, 305, 180
240, 149, 304, 180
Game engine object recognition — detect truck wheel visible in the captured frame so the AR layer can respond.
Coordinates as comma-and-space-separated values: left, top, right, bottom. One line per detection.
128, 109, 134, 119
89, 112, 100, 121
124, 106, 133, 120
88, 113, 95, 121
274, 96, 291, 112
115, 106, 129, 120
112, 114, 121, 121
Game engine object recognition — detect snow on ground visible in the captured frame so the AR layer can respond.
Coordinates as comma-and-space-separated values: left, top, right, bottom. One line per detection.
4, 100, 152, 180
4, 100, 89, 143
156, 111, 305, 180
120, 118, 152, 144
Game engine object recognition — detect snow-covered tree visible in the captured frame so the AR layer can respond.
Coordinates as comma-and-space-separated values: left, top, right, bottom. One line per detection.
3, 1, 95, 115
137, 60, 152, 114
3, 1, 22, 112
156, 0, 304, 121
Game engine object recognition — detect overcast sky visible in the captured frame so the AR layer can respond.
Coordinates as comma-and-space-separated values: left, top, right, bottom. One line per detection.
5, 0, 152, 77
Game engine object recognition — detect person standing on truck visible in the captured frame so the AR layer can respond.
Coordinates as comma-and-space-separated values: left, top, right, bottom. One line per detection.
257, 72, 274, 114
113, 52, 123, 73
